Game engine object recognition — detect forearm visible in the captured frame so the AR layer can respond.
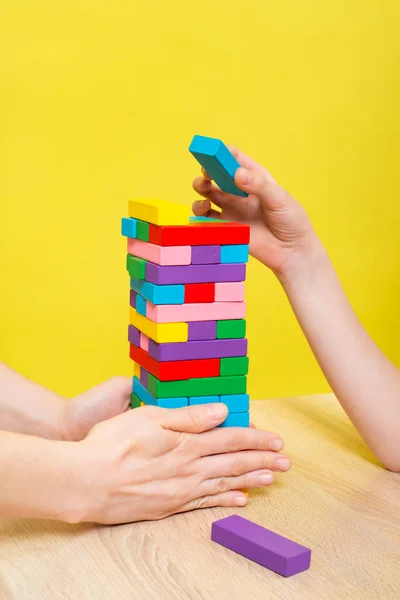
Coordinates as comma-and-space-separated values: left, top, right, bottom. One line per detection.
0, 363, 67, 439
0, 429, 87, 521
279, 236, 400, 471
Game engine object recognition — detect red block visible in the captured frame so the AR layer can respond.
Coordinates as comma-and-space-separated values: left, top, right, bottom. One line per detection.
149, 222, 250, 246
184, 283, 215, 303
130, 344, 220, 381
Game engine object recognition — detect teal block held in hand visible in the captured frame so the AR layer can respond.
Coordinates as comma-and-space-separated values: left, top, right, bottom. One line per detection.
189, 135, 249, 198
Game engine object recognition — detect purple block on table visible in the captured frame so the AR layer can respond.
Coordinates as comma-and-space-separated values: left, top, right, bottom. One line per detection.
140, 368, 149, 388
211, 515, 311, 577
145, 262, 246, 285
191, 245, 221, 265
188, 321, 216, 341
148, 338, 248, 362
130, 289, 137, 309
128, 324, 140, 347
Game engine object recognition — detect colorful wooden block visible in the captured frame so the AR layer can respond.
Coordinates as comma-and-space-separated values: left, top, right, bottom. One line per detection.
220, 244, 249, 264
130, 308, 188, 343
220, 356, 249, 376
149, 222, 250, 247
130, 277, 184, 305
189, 395, 219, 405
146, 301, 246, 324
135, 293, 147, 316
189, 135, 248, 198
147, 373, 247, 398
219, 412, 250, 428
133, 377, 188, 408
128, 198, 190, 226
190, 216, 227, 223
140, 367, 148, 387
130, 344, 220, 381
148, 338, 248, 362
136, 219, 150, 242
184, 283, 215, 304
216, 319, 246, 339
188, 321, 217, 340
145, 262, 246, 285
140, 332, 149, 351
130, 392, 141, 409
126, 255, 146, 279
128, 325, 140, 347
127, 238, 191, 266
214, 282, 245, 302
211, 515, 311, 577
133, 361, 141, 378
129, 289, 137, 309
220, 394, 249, 413
122, 217, 137, 238
191, 245, 221, 265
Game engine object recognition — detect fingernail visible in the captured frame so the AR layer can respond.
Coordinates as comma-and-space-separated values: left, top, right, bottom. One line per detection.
236, 168, 251, 186
234, 495, 247, 506
207, 403, 227, 421
275, 458, 291, 472
258, 472, 273, 484
270, 439, 284, 451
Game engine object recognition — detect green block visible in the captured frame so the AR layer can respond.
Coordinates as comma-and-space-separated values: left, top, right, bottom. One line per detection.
130, 392, 141, 409
216, 319, 246, 339
220, 356, 249, 376
147, 373, 247, 398
126, 254, 147, 279
136, 219, 150, 242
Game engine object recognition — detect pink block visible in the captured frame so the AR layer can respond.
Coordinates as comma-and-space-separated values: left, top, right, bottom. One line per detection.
140, 332, 149, 351
127, 238, 191, 266
146, 301, 246, 323
214, 282, 245, 302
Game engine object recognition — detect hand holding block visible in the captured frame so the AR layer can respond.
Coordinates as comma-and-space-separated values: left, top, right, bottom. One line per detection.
211, 515, 311, 577
189, 135, 248, 197
128, 198, 190, 226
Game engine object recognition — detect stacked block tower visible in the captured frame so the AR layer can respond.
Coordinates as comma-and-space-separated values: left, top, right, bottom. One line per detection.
121, 135, 250, 427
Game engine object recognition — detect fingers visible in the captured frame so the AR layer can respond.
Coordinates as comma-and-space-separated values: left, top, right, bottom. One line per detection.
201, 469, 274, 496
199, 450, 291, 479
192, 198, 222, 220
161, 403, 228, 434
234, 167, 293, 212
177, 490, 248, 513
195, 426, 284, 457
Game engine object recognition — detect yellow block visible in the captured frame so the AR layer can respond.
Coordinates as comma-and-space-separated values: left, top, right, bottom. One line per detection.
128, 198, 190, 226
130, 308, 188, 343
133, 362, 141, 378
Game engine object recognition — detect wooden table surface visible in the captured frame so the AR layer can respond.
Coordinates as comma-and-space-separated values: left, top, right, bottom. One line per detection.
1, 395, 399, 600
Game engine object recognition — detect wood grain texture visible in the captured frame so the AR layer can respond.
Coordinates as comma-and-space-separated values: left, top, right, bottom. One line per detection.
0, 394, 399, 600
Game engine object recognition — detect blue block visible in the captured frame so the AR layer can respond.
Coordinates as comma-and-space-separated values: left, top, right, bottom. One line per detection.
130, 277, 184, 305
189, 216, 229, 223
122, 217, 137, 238
220, 394, 249, 413
219, 412, 250, 428
189, 135, 248, 198
220, 245, 249, 264
189, 395, 220, 405
133, 377, 188, 408
135, 293, 147, 316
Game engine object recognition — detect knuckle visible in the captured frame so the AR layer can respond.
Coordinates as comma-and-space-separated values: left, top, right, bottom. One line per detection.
231, 457, 246, 477
215, 477, 231, 494
193, 496, 210, 510
229, 431, 245, 452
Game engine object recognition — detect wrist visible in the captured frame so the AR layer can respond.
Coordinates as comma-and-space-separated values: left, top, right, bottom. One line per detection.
275, 232, 329, 297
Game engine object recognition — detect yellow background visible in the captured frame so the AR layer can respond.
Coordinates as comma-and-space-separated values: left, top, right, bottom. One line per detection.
1, 1, 399, 398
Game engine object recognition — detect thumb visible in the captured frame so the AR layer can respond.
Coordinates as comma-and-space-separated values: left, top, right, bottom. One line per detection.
235, 167, 293, 212
162, 403, 228, 434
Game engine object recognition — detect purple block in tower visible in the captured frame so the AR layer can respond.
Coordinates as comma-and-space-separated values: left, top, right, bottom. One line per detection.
128, 324, 140, 347
191, 245, 221, 265
211, 515, 311, 577
130, 289, 137, 309
140, 368, 149, 388
148, 338, 247, 362
188, 321, 216, 341
145, 262, 246, 285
